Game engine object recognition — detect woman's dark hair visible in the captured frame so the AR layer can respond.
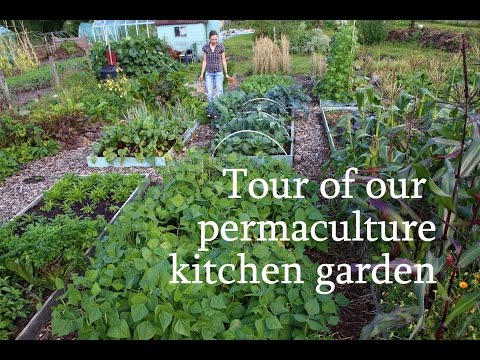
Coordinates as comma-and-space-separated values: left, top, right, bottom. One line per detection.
209, 30, 218, 38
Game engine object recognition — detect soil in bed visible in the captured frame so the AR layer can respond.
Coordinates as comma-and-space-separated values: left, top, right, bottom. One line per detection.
323, 110, 352, 150
26, 197, 126, 223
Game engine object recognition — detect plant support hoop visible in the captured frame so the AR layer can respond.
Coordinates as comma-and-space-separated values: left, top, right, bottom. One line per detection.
241, 98, 287, 113
210, 130, 288, 157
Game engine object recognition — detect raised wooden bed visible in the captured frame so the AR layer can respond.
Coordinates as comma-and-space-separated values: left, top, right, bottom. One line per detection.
86, 119, 200, 167
14, 173, 150, 340
319, 97, 359, 154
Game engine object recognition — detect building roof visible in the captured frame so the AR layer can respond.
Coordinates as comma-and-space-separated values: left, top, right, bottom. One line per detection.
155, 20, 208, 26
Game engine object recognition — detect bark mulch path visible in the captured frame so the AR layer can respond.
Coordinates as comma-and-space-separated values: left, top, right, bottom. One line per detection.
293, 75, 376, 340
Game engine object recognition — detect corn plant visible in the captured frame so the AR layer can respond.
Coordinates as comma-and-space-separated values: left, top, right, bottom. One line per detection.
328, 36, 480, 339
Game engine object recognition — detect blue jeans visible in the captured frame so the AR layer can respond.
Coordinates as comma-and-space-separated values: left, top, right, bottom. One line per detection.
205, 71, 224, 114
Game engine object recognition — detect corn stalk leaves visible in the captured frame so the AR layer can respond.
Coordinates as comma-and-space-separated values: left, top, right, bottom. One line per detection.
435, 281, 451, 302
395, 92, 415, 115
441, 159, 455, 196
470, 113, 480, 139
447, 236, 462, 257
355, 87, 366, 111
397, 199, 422, 223
409, 251, 442, 339
426, 177, 454, 211
444, 291, 480, 327
458, 242, 480, 269
427, 177, 450, 198
360, 306, 418, 340
398, 158, 432, 181
379, 146, 405, 164
413, 137, 461, 163
455, 304, 479, 339
368, 198, 414, 240
460, 139, 480, 177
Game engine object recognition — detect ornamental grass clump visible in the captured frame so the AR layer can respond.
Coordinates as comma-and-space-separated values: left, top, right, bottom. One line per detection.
253, 36, 281, 74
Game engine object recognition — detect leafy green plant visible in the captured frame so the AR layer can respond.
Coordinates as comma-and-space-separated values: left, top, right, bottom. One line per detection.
211, 90, 253, 128
265, 84, 311, 113
81, 203, 96, 215
0, 113, 59, 182
55, 70, 133, 122
89, 186, 109, 203
0, 276, 28, 340
40, 199, 56, 212
108, 205, 119, 213
41, 173, 143, 213
211, 112, 291, 157
129, 69, 192, 107
51, 151, 347, 339
0, 215, 107, 282
240, 74, 294, 97
65, 184, 89, 204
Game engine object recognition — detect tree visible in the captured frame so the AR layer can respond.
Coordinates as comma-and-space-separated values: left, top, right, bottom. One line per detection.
2, 20, 66, 33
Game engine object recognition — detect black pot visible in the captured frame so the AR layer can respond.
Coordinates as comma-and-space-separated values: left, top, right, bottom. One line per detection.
99, 65, 117, 80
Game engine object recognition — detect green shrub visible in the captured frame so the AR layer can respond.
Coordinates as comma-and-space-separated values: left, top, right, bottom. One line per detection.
90, 36, 179, 78
290, 24, 330, 54
265, 84, 311, 112
129, 69, 191, 107
357, 20, 388, 45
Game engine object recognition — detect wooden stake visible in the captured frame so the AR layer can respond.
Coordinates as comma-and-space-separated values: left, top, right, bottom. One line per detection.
85, 45, 92, 71
0, 70, 12, 109
49, 56, 60, 89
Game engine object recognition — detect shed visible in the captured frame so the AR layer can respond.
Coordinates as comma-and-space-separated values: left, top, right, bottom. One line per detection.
155, 20, 221, 56
78, 22, 94, 41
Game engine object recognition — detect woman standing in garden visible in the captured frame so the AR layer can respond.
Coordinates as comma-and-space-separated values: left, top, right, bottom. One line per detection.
199, 30, 231, 118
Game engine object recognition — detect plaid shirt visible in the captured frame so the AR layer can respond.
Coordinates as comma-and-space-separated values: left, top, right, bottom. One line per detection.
202, 43, 225, 73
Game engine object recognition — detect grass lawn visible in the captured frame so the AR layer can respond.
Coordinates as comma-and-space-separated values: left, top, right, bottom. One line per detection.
210, 32, 456, 78
359, 41, 453, 61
